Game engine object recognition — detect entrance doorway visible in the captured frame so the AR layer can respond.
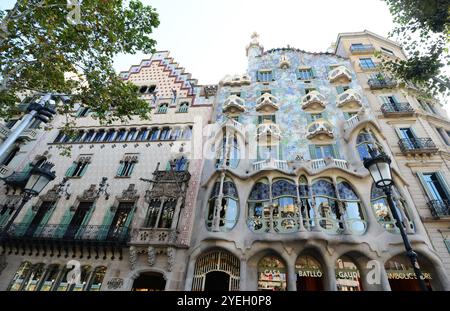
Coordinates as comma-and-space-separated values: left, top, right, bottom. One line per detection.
204, 271, 230, 291
132, 272, 166, 291
296, 255, 324, 291
192, 249, 240, 291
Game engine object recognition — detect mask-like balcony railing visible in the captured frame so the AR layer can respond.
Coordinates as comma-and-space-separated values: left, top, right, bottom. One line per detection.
336, 89, 362, 109
18, 129, 38, 141
427, 200, 450, 218
310, 158, 349, 172
221, 74, 251, 87
306, 119, 334, 140
221, 118, 244, 134
328, 66, 352, 83
0, 124, 11, 141
223, 95, 246, 114
301, 91, 326, 110
398, 138, 438, 154
256, 123, 281, 140
0, 165, 9, 178
253, 158, 288, 171
350, 44, 375, 54
255, 93, 279, 112
381, 102, 415, 117
129, 228, 178, 246
2, 223, 130, 244
368, 77, 397, 90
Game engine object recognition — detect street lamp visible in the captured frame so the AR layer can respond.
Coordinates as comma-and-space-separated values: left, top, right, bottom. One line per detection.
363, 147, 428, 291
1, 162, 56, 236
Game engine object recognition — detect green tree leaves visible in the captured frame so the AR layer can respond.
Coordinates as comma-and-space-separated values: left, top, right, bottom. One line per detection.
0, 0, 159, 124
383, 0, 449, 98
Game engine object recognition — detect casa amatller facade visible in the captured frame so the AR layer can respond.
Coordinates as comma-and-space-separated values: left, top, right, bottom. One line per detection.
0, 31, 449, 291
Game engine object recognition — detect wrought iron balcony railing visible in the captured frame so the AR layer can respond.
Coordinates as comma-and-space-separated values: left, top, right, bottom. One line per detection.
398, 138, 438, 154
368, 78, 397, 89
427, 200, 450, 218
2, 223, 130, 244
381, 102, 415, 116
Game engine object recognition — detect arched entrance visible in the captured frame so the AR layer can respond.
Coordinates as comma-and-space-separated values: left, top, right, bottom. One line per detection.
192, 249, 240, 291
257, 254, 287, 291
385, 255, 433, 291
132, 272, 166, 291
335, 256, 363, 291
296, 255, 324, 291
204, 271, 230, 291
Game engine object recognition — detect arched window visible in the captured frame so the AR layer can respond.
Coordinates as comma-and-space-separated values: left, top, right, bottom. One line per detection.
337, 180, 366, 235
272, 179, 299, 233
299, 176, 314, 230
335, 256, 363, 291
312, 179, 342, 234
385, 256, 433, 291
206, 177, 239, 231
149, 127, 160, 141
1, 147, 19, 166
296, 255, 324, 291
87, 266, 107, 291
216, 131, 240, 169
8, 261, 32, 291
157, 103, 168, 114
248, 179, 271, 232
23, 263, 46, 291
371, 184, 414, 233
257, 255, 287, 291
182, 126, 192, 140
39, 264, 60, 291
356, 129, 383, 161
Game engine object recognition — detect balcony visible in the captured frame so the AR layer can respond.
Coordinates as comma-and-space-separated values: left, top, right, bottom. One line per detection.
222, 95, 245, 114
1, 223, 130, 259
310, 158, 349, 172
256, 123, 281, 140
328, 66, 352, 83
368, 77, 397, 90
221, 118, 245, 134
350, 44, 375, 54
0, 124, 11, 141
306, 119, 334, 140
253, 158, 288, 172
427, 200, 450, 218
221, 74, 251, 87
0, 165, 9, 178
301, 91, 326, 111
398, 138, 438, 155
129, 228, 178, 246
381, 102, 415, 117
18, 129, 38, 141
336, 89, 362, 109
255, 93, 279, 112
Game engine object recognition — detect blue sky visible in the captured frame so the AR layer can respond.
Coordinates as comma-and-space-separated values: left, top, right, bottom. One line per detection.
1, 0, 448, 108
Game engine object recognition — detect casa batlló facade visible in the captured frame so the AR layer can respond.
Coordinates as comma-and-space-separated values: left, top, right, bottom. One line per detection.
0, 31, 449, 291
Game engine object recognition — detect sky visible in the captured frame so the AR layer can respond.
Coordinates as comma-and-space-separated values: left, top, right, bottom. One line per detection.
1, 0, 448, 108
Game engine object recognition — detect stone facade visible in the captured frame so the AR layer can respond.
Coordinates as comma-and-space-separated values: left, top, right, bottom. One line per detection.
0, 31, 449, 291
0, 51, 214, 291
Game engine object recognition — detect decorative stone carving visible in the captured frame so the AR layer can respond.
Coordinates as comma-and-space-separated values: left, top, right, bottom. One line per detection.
148, 246, 156, 266
328, 65, 352, 83
255, 93, 279, 112
118, 184, 139, 201
39, 184, 60, 202
222, 95, 246, 114
129, 246, 137, 270
167, 247, 176, 272
78, 184, 98, 201
107, 278, 124, 290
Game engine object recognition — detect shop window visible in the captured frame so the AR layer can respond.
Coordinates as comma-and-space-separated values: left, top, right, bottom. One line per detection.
257, 255, 287, 291
335, 256, 363, 291
296, 255, 324, 291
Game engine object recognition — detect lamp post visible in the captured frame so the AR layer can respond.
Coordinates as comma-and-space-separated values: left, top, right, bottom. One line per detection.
363, 147, 428, 291
1, 162, 56, 237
